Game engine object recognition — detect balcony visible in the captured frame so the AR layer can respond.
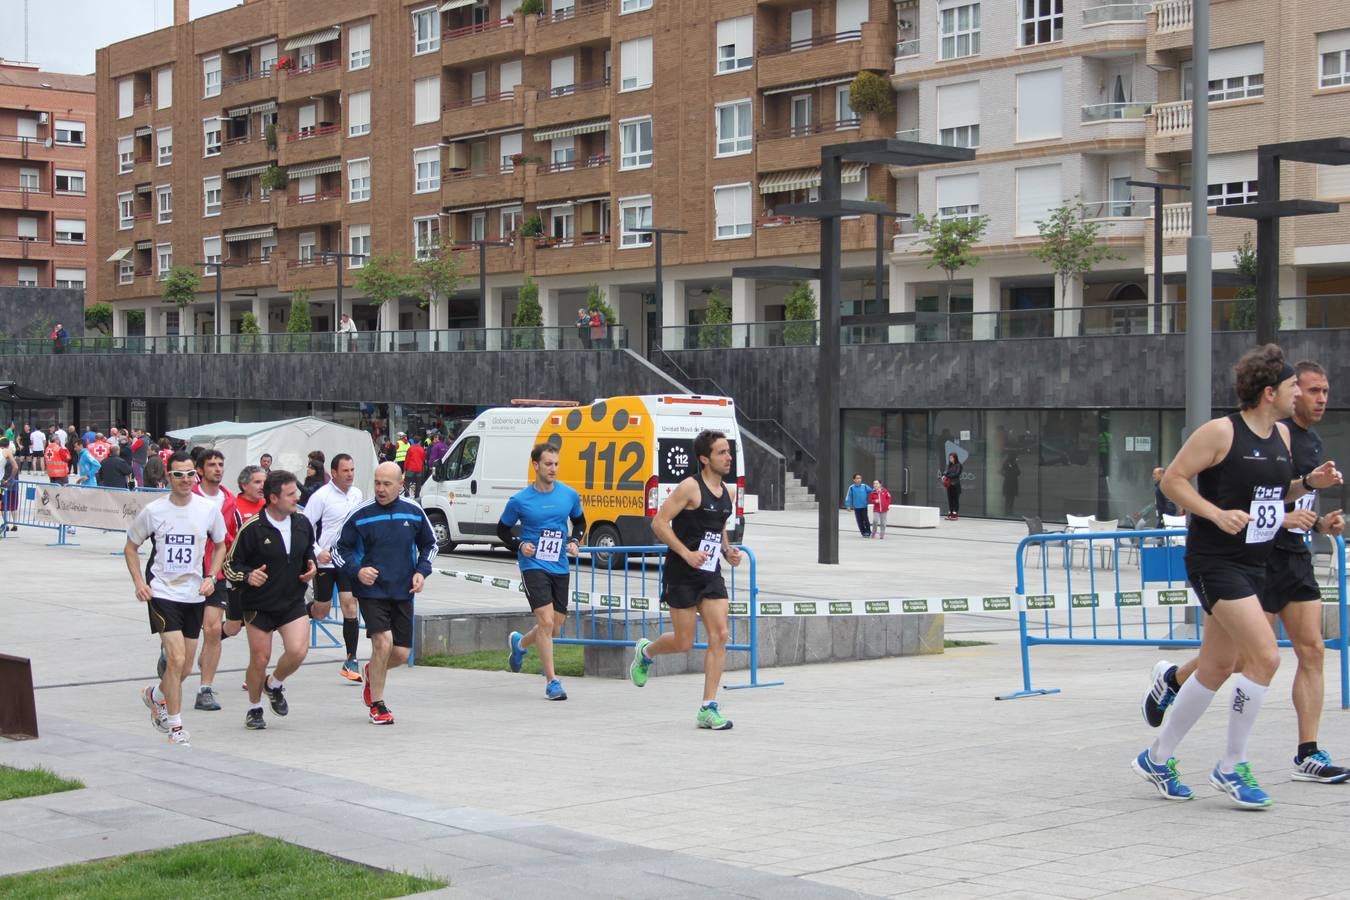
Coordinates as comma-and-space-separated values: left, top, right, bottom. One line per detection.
759, 30, 863, 90
0, 134, 88, 166
449, 240, 524, 277
222, 132, 273, 168
757, 117, 888, 170
442, 17, 524, 62
133, 154, 155, 184
277, 189, 341, 229
0, 235, 87, 265
527, 0, 610, 55
277, 58, 342, 102
131, 210, 155, 242
219, 68, 275, 111
530, 155, 611, 203
1080, 199, 1148, 239
441, 166, 524, 208
1083, 3, 1151, 25
1080, 3, 1150, 39
220, 256, 280, 292
1080, 101, 1152, 140
220, 194, 269, 231
1161, 202, 1191, 238
753, 215, 880, 258
443, 91, 524, 137
1151, 0, 1192, 54
532, 233, 612, 276
1152, 99, 1191, 136
530, 78, 611, 129
278, 124, 341, 167
279, 256, 338, 291
0, 184, 87, 215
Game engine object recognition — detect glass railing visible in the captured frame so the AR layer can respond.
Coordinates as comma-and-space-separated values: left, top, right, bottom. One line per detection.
662, 321, 819, 350
1081, 101, 1154, 122
1082, 3, 1151, 24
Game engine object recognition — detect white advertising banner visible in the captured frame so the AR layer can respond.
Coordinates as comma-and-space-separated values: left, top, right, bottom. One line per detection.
26, 483, 161, 531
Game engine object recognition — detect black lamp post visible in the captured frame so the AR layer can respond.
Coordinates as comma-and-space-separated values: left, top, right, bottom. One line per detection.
318, 250, 367, 349
194, 259, 243, 352
1125, 179, 1189, 334
630, 227, 687, 356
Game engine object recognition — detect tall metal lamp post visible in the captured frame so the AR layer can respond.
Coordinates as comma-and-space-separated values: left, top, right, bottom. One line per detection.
458, 239, 512, 333
1125, 179, 1189, 333
318, 250, 367, 349
194, 260, 242, 352
630, 226, 687, 356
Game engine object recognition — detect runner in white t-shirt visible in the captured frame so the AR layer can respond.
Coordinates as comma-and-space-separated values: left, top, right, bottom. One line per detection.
28, 427, 45, 472
124, 451, 227, 748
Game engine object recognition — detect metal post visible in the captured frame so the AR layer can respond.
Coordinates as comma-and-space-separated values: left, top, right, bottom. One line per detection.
818, 155, 842, 565
334, 256, 343, 341
1255, 152, 1281, 345
1152, 187, 1164, 333
478, 241, 489, 331
214, 268, 223, 352
653, 232, 663, 355
1185, 0, 1212, 438
874, 213, 885, 308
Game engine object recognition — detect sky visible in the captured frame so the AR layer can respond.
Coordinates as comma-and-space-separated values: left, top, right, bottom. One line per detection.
0, 0, 241, 76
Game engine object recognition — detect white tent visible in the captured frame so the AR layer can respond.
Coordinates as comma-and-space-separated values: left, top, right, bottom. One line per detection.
166, 417, 378, 498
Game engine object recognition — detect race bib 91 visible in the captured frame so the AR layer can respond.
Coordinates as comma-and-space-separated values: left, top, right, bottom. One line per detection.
697, 531, 722, 572
163, 533, 197, 574
1286, 492, 1316, 535
1245, 485, 1285, 544
536, 529, 564, 563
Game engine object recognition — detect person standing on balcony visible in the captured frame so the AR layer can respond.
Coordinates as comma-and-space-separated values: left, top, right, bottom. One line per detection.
589, 309, 607, 349
843, 473, 872, 537
337, 313, 357, 352
576, 308, 592, 349
50, 323, 70, 354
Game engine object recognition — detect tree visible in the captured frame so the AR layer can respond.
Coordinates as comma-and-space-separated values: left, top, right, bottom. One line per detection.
413, 242, 461, 321
911, 213, 989, 308
782, 281, 818, 346
84, 302, 113, 336
848, 71, 895, 116
699, 289, 732, 349
126, 309, 146, 332
1031, 199, 1124, 305
286, 288, 312, 351
1230, 232, 1260, 330
512, 276, 543, 348
519, 213, 543, 237
260, 163, 287, 193
517, 0, 543, 12
585, 284, 617, 322
239, 311, 261, 352
354, 254, 419, 332
161, 265, 200, 309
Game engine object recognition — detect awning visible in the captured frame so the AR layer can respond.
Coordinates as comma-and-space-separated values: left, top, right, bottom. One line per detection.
225, 226, 275, 243
758, 162, 866, 194
439, 0, 476, 9
226, 163, 270, 180
532, 119, 610, 142
762, 75, 856, 97
283, 27, 340, 51
225, 104, 251, 117
133, 126, 152, 137
134, 239, 153, 250
0, 382, 60, 403
445, 199, 524, 214
249, 100, 277, 114
106, 247, 132, 262
535, 195, 606, 210
135, 183, 153, 195
286, 159, 342, 178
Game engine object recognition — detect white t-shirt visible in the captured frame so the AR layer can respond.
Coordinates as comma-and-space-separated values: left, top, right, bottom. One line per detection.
196, 485, 228, 514
265, 509, 293, 555
127, 494, 227, 604
303, 481, 364, 567
29, 430, 45, 452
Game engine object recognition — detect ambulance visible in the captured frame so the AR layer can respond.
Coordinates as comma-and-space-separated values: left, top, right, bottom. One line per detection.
419, 395, 746, 554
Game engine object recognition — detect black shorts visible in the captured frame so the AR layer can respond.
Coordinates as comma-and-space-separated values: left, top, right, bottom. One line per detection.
662, 573, 729, 610
225, 587, 244, 622
312, 568, 354, 606
1186, 556, 1266, 615
242, 600, 309, 633
1262, 548, 1321, 614
203, 579, 229, 609
522, 570, 569, 613
359, 597, 413, 648
147, 598, 204, 639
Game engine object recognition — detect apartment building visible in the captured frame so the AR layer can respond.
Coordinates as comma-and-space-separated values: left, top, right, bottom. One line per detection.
0, 62, 97, 296
95, 0, 901, 347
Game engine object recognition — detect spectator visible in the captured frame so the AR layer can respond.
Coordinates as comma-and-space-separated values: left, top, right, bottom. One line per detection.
428, 432, 449, 470
941, 452, 963, 521
843, 474, 872, 537
142, 452, 167, 489
1153, 466, 1184, 526
300, 461, 326, 505
51, 323, 70, 354
576, 308, 592, 349
129, 429, 150, 486
869, 480, 892, 540
337, 312, 358, 351
589, 309, 607, 349
403, 436, 426, 497
75, 439, 101, 485
98, 444, 134, 489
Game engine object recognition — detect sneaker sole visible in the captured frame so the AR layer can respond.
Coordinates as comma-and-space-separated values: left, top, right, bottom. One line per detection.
1290, 770, 1350, 784
340, 670, 362, 682
1131, 758, 1192, 801
547, 692, 567, 701
369, 718, 395, 725
142, 689, 170, 734
245, 720, 266, 730
698, 721, 733, 730
1209, 775, 1272, 809
194, 701, 221, 711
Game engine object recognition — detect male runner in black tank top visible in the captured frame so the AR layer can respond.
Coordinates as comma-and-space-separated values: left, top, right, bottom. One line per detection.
1142, 361, 1349, 784
629, 429, 741, 730
1131, 345, 1342, 809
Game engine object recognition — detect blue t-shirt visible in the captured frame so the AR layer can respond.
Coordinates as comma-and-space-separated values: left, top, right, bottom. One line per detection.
500, 482, 583, 575
846, 483, 871, 509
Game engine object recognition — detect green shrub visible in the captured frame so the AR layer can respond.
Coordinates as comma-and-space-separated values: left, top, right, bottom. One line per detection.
849, 71, 895, 116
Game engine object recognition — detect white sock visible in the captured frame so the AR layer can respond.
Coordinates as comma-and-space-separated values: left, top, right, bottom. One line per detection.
266, 674, 283, 690
1220, 675, 1268, 771
199, 683, 212, 691
249, 702, 264, 712
1151, 678, 1217, 763
166, 714, 182, 728
152, 685, 165, 703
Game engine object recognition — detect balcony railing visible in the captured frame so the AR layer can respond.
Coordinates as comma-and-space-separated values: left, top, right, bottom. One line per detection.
536, 233, 611, 250
1153, 100, 1192, 135
759, 118, 861, 140
1161, 202, 1192, 237
540, 0, 607, 24
1081, 101, 1153, 122
1081, 199, 1146, 219
545, 76, 610, 98
446, 165, 510, 179
446, 17, 512, 40
221, 195, 253, 209
1082, 3, 1151, 24
536, 154, 609, 174
760, 30, 861, 57
755, 215, 817, 228
286, 188, 342, 205
222, 69, 272, 88
895, 39, 920, 59
286, 123, 340, 142
224, 133, 252, 147
289, 58, 341, 77
442, 91, 513, 111
1154, 0, 1192, 33
895, 128, 919, 142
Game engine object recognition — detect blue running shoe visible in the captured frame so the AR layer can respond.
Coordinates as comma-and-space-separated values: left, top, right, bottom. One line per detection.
545, 679, 567, 701
508, 631, 526, 673
1141, 660, 1178, 728
1131, 749, 1193, 801
1292, 749, 1350, 784
1210, 762, 1272, 809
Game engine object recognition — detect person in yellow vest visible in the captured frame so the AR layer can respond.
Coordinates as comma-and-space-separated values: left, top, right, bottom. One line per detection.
393, 433, 410, 471
44, 441, 71, 485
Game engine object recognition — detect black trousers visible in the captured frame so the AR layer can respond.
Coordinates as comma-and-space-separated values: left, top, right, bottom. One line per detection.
852, 507, 871, 535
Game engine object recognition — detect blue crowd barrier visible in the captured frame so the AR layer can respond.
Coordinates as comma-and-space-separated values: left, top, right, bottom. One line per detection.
1000, 528, 1349, 710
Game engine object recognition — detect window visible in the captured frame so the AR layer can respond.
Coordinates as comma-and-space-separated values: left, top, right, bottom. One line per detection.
414, 147, 441, 193
715, 99, 752, 156
619, 195, 653, 247
1015, 163, 1061, 234
500, 206, 522, 239
941, 4, 981, 60
349, 22, 371, 70
203, 237, 222, 266
119, 261, 134, 285
119, 136, 134, 173
470, 212, 487, 242
260, 42, 278, 71
414, 76, 440, 125
54, 169, 85, 194
16, 217, 36, 240
836, 85, 858, 126
1182, 46, 1265, 102
936, 172, 980, 221
298, 232, 316, 262
53, 119, 85, 145
550, 56, 575, 95
55, 268, 86, 289
549, 207, 574, 241
1321, 29, 1350, 87
790, 94, 812, 134
349, 91, 371, 136
260, 232, 277, 260
621, 0, 652, 12
716, 17, 753, 73
156, 127, 173, 165
1209, 179, 1258, 206
203, 118, 222, 157
498, 132, 523, 170
413, 6, 440, 54
299, 46, 317, 70
553, 0, 576, 18
1019, 0, 1062, 47
118, 192, 135, 230
157, 67, 172, 109
118, 78, 133, 118
414, 216, 441, 258
620, 37, 653, 91
55, 219, 86, 244
940, 124, 979, 147
1015, 68, 1062, 141
348, 158, 371, 202
203, 176, 222, 216
713, 184, 751, 239
203, 55, 221, 97
1207, 152, 1259, 207
349, 225, 370, 267
157, 185, 173, 224
500, 59, 522, 93
157, 244, 173, 279
937, 81, 980, 148
620, 117, 653, 169
17, 266, 37, 287
18, 168, 39, 191
551, 136, 575, 166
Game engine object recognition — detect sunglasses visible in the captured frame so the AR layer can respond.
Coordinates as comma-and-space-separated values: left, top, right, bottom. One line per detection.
168, 471, 199, 479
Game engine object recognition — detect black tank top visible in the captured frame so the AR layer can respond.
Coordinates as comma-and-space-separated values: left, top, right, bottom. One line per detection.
1274, 418, 1323, 554
1187, 413, 1293, 563
664, 475, 732, 581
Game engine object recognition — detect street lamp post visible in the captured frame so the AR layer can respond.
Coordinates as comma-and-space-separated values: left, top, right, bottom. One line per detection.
630, 227, 687, 356
1185, 0, 1212, 440
194, 260, 243, 352
318, 250, 367, 350
1125, 179, 1189, 334
457, 239, 512, 336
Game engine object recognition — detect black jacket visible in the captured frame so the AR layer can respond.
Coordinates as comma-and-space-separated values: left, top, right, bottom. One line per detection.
224, 510, 316, 613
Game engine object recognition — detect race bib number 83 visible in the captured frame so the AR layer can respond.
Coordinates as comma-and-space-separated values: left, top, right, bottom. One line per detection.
1246, 486, 1285, 544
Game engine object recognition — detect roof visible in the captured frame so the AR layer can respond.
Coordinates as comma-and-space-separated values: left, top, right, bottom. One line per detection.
0, 68, 95, 92
165, 416, 363, 442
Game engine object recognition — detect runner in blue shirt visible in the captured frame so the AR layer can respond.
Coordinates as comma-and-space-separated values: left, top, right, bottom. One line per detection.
499, 442, 586, 701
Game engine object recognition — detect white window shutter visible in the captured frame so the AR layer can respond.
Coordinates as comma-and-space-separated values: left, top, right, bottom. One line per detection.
1015, 164, 1062, 235
937, 81, 979, 130
1210, 43, 1264, 81
1016, 69, 1062, 141
937, 172, 979, 209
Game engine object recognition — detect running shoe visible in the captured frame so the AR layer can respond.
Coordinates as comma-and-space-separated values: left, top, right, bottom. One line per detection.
156, 647, 167, 679
266, 683, 288, 717
142, 685, 169, 733
1131, 749, 1193, 800
630, 638, 652, 687
697, 701, 733, 730
1141, 660, 1178, 728
545, 679, 567, 701
194, 686, 221, 712
245, 708, 266, 730
340, 660, 362, 682
167, 726, 191, 747
1210, 762, 1273, 809
1291, 750, 1350, 784
508, 631, 526, 673
369, 701, 395, 725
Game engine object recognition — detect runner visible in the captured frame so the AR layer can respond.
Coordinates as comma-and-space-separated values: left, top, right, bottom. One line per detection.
125, 452, 227, 747
630, 429, 741, 730
190, 449, 234, 712
1131, 345, 1341, 808
222, 465, 268, 645
27, 424, 45, 474
333, 462, 436, 725
501, 443, 586, 701
304, 453, 366, 682
224, 470, 317, 730
1142, 360, 1349, 784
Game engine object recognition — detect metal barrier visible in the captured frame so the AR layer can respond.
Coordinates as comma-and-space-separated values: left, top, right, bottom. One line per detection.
0, 478, 168, 547
1001, 529, 1349, 709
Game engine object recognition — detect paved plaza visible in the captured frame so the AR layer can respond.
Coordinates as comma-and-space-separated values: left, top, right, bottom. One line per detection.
2, 511, 1349, 898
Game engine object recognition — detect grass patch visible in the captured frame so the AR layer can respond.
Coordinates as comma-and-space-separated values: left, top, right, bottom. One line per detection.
0, 765, 83, 802
419, 643, 585, 677
944, 639, 993, 648
0, 833, 445, 899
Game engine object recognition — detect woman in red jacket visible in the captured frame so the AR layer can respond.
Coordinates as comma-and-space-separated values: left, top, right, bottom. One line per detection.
869, 479, 892, 540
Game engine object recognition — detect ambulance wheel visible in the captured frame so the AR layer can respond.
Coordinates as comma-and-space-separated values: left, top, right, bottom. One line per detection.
427, 511, 457, 554
587, 523, 621, 569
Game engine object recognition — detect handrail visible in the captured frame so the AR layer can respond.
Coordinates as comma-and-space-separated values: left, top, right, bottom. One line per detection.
446, 17, 513, 40
446, 166, 510, 179
759, 118, 861, 140
286, 188, 341, 205
545, 76, 610, 98
536, 154, 609, 174
442, 91, 513, 110
760, 30, 862, 56
222, 68, 273, 87
535, 233, 611, 249
539, 0, 608, 25
290, 58, 341, 76
285, 124, 340, 142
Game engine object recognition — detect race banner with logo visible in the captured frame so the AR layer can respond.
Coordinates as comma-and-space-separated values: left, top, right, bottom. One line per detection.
24, 482, 161, 530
